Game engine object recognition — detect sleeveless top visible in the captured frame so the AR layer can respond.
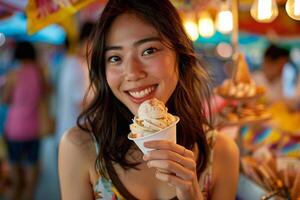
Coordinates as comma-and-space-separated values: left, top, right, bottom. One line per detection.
91, 130, 216, 200
5, 64, 43, 141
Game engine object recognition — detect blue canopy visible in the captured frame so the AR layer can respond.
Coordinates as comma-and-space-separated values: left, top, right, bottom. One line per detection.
0, 12, 66, 45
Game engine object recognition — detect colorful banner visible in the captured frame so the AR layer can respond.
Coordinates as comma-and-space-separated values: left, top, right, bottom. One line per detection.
26, 0, 97, 34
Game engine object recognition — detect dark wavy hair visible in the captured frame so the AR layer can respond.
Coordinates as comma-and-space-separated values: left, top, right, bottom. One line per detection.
77, 0, 213, 178
264, 44, 290, 60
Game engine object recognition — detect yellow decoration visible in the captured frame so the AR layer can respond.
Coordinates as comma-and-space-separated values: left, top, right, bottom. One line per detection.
269, 102, 300, 133
26, 0, 97, 35
263, 129, 281, 145
58, 15, 79, 54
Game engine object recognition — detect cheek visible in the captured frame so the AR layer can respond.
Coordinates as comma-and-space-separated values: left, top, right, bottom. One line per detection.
152, 55, 177, 77
106, 69, 122, 91
161, 59, 178, 81
155, 59, 179, 91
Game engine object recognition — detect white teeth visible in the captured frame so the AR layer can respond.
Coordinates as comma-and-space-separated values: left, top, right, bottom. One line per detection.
129, 86, 155, 98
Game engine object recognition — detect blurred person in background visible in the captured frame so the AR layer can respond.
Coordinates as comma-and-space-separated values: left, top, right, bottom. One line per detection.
55, 21, 95, 146
282, 56, 300, 110
252, 44, 300, 109
2, 41, 47, 200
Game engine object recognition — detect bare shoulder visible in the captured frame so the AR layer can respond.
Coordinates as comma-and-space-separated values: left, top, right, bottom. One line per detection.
60, 126, 93, 148
59, 127, 93, 153
59, 126, 97, 164
59, 127, 98, 199
210, 131, 240, 199
214, 131, 239, 161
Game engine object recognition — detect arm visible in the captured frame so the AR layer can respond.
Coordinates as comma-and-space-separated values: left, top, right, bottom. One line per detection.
58, 128, 95, 200
210, 132, 240, 200
2, 71, 16, 104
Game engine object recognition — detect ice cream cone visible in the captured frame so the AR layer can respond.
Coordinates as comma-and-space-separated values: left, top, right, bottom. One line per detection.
128, 116, 179, 154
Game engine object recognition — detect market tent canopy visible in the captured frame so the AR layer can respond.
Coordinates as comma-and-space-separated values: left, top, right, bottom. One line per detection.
0, 12, 66, 45
0, 0, 299, 46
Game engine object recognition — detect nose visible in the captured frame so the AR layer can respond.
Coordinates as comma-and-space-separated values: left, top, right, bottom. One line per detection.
124, 56, 146, 81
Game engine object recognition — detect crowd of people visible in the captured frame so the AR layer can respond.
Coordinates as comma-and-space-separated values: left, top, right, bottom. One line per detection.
0, 21, 94, 200
0, 0, 299, 200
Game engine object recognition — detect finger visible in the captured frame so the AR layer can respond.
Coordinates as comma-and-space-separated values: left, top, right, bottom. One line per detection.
143, 150, 196, 170
144, 141, 195, 159
155, 170, 192, 191
148, 160, 194, 181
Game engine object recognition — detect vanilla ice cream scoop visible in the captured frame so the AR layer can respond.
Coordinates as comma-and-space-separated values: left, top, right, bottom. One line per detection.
138, 98, 167, 119
129, 98, 177, 138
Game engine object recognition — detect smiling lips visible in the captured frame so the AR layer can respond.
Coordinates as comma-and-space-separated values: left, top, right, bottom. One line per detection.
127, 85, 156, 99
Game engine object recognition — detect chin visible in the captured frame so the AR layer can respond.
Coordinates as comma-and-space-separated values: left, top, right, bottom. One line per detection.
130, 108, 138, 115
126, 103, 139, 115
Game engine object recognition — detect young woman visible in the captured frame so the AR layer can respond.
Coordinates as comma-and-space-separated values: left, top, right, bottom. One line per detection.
58, 0, 239, 199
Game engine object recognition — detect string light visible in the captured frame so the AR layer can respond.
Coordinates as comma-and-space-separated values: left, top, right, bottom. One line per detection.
285, 0, 300, 20
250, 0, 278, 23
198, 11, 215, 38
184, 21, 199, 41
215, 1, 233, 34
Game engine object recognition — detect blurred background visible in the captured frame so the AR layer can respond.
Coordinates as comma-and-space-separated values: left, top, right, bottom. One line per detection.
0, 0, 299, 200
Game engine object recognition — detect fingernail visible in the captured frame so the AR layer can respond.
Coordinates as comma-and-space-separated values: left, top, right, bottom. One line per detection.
143, 154, 149, 161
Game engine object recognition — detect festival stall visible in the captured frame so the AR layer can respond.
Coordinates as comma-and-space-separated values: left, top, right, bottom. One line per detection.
173, 0, 300, 199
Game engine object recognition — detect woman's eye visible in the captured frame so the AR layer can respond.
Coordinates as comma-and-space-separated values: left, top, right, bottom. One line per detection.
142, 47, 158, 56
107, 56, 121, 63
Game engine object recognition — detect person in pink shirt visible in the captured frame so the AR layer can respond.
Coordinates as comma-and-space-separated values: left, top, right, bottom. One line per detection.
3, 41, 46, 200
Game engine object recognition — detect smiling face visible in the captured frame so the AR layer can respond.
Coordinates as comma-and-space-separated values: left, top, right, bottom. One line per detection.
105, 12, 179, 115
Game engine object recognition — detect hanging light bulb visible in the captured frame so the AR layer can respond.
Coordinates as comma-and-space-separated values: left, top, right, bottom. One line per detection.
286, 0, 300, 20
183, 20, 199, 41
250, 0, 278, 23
215, 1, 233, 34
198, 11, 215, 38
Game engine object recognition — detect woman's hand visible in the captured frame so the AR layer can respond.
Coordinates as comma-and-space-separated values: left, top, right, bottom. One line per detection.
143, 141, 203, 200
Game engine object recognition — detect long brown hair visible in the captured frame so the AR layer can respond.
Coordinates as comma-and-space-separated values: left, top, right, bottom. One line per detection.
77, 0, 213, 178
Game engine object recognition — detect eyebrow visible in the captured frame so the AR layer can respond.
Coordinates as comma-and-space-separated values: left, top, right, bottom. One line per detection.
105, 36, 161, 51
